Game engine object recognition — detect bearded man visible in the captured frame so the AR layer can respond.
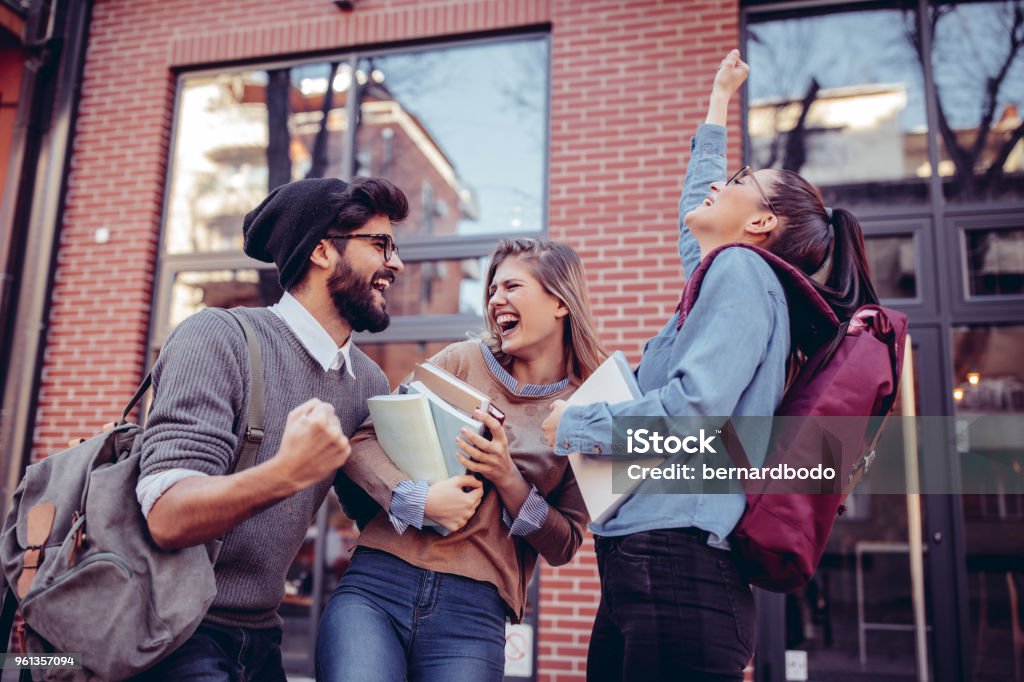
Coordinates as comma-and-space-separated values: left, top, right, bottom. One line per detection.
135, 177, 407, 681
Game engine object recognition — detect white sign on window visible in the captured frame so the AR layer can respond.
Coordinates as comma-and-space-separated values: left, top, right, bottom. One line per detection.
785, 649, 809, 681
504, 623, 533, 678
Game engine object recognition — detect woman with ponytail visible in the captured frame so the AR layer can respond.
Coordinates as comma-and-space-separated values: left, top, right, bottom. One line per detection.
540, 50, 880, 682
763, 173, 879, 319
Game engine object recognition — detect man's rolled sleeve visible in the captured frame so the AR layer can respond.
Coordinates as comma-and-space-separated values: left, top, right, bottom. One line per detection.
140, 309, 248, 479
136, 469, 208, 518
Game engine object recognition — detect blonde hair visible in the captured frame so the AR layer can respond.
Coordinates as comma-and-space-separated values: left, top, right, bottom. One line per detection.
482, 238, 606, 385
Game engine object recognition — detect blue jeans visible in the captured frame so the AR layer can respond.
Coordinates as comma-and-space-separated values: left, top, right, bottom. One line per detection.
587, 528, 756, 682
144, 621, 285, 682
316, 547, 507, 682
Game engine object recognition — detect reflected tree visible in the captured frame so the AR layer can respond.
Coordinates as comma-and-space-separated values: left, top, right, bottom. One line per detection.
748, 23, 822, 173
906, 0, 1024, 200
265, 63, 345, 191
308, 62, 343, 180
266, 68, 292, 191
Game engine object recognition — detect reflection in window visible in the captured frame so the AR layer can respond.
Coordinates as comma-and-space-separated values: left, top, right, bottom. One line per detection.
746, 3, 930, 208
954, 324, 1024, 681
384, 257, 486, 318
930, 1, 1024, 203
170, 269, 282, 327
952, 325, 1024, 414
356, 40, 548, 237
964, 228, 1024, 297
865, 235, 917, 300
165, 39, 548, 255
165, 64, 350, 254
361, 341, 461, 389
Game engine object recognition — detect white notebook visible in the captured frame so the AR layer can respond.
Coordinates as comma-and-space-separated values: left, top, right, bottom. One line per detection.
367, 394, 449, 483
567, 352, 661, 525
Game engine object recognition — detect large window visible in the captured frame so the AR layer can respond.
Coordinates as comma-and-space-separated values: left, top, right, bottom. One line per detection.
157, 34, 550, 355
747, 1, 1024, 211
931, 1, 1024, 204
746, 1, 931, 209
746, 2, 1024, 680
154, 34, 550, 677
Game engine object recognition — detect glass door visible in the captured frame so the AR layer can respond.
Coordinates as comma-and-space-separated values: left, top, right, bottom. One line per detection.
952, 324, 1024, 682
781, 337, 932, 682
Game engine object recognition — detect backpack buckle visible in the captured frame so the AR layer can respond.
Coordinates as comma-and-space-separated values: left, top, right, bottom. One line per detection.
22, 546, 42, 570
246, 427, 264, 444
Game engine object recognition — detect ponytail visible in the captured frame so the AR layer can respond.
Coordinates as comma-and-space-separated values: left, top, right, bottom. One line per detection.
765, 170, 879, 321
819, 208, 879, 319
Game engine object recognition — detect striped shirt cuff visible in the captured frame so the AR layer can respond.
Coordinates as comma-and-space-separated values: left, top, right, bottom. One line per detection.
389, 479, 428, 534
501, 485, 550, 537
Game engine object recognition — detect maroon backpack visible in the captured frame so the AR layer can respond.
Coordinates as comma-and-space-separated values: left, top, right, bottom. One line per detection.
676, 243, 908, 593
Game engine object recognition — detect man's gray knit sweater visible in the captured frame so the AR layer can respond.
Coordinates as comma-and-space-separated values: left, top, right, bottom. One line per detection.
139, 306, 388, 629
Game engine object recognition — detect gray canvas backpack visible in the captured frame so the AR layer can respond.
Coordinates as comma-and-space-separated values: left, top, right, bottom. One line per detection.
0, 309, 266, 681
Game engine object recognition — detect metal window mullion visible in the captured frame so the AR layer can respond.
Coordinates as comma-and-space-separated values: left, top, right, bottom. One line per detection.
340, 54, 360, 181
352, 314, 485, 345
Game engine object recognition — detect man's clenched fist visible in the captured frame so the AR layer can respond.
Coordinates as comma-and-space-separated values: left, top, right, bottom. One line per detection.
273, 398, 350, 493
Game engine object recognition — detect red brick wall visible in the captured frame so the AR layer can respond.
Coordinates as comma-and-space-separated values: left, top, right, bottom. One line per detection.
542, 4, 740, 678
35, 0, 740, 679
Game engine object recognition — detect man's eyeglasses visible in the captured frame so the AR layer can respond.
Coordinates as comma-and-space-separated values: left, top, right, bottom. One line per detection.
726, 166, 778, 216
325, 233, 400, 262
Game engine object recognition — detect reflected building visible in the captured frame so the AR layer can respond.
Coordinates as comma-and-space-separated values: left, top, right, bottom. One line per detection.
167, 66, 478, 329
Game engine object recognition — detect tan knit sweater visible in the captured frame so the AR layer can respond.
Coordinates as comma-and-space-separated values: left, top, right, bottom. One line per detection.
343, 340, 589, 622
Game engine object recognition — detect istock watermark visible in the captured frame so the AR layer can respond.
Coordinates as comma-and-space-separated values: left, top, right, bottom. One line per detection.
597, 416, 1024, 495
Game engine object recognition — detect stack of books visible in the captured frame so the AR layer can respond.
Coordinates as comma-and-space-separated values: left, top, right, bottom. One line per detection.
367, 362, 506, 484
566, 351, 662, 525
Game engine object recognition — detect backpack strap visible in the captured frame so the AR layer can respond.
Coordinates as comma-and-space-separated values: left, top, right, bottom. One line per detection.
117, 309, 266, 475
119, 375, 152, 425
224, 309, 266, 474
675, 243, 841, 354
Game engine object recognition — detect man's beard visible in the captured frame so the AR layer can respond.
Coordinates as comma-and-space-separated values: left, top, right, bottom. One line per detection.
326, 257, 392, 333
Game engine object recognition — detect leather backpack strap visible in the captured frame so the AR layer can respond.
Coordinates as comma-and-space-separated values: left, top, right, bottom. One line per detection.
225, 309, 266, 474
16, 504, 56, 599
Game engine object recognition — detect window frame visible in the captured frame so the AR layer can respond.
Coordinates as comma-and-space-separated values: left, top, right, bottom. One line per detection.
151, 30, 552, 355
150, 31, 552, 680
860, 217, 938, 318
947, 209, 1024, 320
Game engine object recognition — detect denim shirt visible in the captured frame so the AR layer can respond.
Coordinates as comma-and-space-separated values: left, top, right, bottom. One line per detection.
555, 124, 790, 546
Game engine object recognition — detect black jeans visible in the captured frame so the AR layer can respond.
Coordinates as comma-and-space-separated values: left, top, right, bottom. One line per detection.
588, 528, 756, 682
143, 621, 285, 682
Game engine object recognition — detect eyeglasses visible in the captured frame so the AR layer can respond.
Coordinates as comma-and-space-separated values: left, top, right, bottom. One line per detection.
324, 233, 400, 262
726, 166, 778, 216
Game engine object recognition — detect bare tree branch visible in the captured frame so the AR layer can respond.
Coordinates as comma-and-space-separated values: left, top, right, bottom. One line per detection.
782, 78, 820, 174
969, 3, 1024, 166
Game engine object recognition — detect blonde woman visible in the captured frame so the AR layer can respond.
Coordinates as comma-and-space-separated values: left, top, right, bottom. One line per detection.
316, 239, 603, 681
